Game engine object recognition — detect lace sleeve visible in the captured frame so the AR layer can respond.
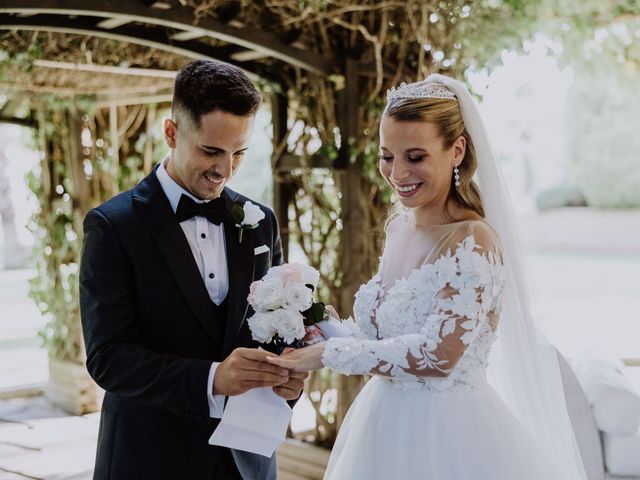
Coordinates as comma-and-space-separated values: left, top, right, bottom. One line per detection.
322, 228, 504, 378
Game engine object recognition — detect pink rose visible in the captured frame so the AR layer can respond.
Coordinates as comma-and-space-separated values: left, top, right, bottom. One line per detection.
302, 325, 326, 346
280, 263, 302, 284
248, 280, 260, 307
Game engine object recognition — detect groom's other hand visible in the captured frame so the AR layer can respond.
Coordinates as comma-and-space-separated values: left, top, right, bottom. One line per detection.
213, 348, 290, 396
273, 370, 308, 400
272, 348, 308, 400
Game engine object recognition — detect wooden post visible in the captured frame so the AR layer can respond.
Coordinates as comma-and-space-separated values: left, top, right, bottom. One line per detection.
335, 58, 367, 427
36, 104, 51, 198
109, 102, 120, 197
143, 103, 157, 173
66, 108, 91, 220
39, 105, 99, 414
271, 90, 292, 262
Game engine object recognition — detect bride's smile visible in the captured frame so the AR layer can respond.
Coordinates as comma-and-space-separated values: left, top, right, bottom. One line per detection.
391, 181, 423, 197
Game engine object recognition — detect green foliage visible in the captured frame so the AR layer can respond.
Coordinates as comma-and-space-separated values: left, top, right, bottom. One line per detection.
25, 98, 161, 363
230, 202, 245, 224
27, 144, 84, 363
302, 302, 326, 326
289, 167, 342, 305
542, 0, 640, 91
567, 76, 640, 207
457, 0, 544, 71
536, 0, 640, 207
0, 43, 43, 81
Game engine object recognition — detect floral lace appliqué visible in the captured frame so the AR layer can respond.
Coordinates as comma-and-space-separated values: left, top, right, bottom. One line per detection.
322, 235, 504, 391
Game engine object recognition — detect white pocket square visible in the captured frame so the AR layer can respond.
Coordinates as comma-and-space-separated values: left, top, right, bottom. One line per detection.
254, 245, 270, 256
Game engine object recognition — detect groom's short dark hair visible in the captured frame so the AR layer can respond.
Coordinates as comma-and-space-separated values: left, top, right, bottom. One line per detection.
172, 60, 262, 126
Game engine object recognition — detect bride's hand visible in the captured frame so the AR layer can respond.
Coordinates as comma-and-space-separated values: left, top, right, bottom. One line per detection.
325, 304, 340, 320
266, 342, 326, 372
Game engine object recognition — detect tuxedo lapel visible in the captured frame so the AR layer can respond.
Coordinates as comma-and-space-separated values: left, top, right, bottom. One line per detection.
132, 171, 224, 352
222, 189, 255, 357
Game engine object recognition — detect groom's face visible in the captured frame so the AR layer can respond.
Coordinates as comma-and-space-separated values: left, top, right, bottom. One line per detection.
164, 109, 255, 200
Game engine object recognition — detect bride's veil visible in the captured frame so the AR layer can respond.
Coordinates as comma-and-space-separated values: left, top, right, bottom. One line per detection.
424, 73, 587, 479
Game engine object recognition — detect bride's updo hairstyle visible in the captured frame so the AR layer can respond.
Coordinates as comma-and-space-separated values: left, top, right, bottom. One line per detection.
383, 82, 485, 219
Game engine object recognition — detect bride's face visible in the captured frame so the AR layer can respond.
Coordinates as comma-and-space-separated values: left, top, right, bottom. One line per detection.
378, 116, 464, 211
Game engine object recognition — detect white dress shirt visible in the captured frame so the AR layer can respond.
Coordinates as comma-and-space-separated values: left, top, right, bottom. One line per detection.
156, 159, 227, 418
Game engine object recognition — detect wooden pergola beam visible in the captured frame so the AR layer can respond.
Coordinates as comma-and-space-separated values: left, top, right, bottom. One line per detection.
0, 0, 334, 75
0, 13, 267, 74
96, 16, 134, 30
0, 82, 171, 96
231, 50, 270, 62
0, 115, 36, 128
32, 60, 177, 79
95, 93, 172, 109
276, 153, 332, 171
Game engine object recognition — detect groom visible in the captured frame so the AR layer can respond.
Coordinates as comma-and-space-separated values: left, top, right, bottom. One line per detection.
80, 60, 305, 480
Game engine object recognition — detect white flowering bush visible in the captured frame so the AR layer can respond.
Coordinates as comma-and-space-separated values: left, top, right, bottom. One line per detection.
567, 77, 640, 208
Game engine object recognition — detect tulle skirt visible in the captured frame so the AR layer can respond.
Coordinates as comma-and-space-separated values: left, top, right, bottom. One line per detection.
324, 376, 561, 480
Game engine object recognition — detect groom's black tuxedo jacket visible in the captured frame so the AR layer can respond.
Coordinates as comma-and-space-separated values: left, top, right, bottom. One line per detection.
80, 169, 282, 479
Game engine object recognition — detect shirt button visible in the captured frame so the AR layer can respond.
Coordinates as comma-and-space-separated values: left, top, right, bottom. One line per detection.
201, 233, 206, 239
209, 273, 215, 279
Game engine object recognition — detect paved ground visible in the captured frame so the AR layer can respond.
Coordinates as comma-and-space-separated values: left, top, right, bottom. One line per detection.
0, 397, 97, 480
0, 269, 47, 395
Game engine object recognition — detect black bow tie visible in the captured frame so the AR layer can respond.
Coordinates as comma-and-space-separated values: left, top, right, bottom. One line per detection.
175, 194, 228, 225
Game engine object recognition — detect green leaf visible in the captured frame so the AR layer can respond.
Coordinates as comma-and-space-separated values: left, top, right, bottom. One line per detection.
230, 203, 245, 224
302, 302, 325, 326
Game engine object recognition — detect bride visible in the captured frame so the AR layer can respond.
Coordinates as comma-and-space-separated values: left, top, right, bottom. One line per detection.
267, 75, 587, 479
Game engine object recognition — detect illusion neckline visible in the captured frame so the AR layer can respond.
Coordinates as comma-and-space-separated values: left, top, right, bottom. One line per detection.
410, 218, 485, 228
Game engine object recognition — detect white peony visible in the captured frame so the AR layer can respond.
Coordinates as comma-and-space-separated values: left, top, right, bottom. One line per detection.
247, 311, 279, 343
273, 309, 306, 344
251, 277, 285, 311
242, 201, 266, 226
261, 264, 285, 282
283, 283, 314, 312
263, 262, 320, 289
247, 309, 306, 344
297, 263, 320, 288
246, 262, 322, 345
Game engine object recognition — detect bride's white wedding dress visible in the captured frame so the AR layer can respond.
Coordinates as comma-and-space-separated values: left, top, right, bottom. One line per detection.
321, 214, 561, 479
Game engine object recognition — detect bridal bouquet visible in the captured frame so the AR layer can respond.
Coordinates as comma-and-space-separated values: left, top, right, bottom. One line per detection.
247, 263, 327, 346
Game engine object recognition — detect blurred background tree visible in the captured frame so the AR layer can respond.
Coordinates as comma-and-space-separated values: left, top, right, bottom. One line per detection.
543, 0, 640, 207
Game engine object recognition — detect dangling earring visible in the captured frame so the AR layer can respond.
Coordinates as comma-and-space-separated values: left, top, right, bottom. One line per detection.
454, 165, 460, 187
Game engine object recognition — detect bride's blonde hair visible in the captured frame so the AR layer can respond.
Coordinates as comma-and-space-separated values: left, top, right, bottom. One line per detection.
382, 83, 485, 225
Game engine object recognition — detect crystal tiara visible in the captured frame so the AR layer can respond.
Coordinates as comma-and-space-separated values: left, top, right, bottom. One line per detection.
386, 82, 457, 102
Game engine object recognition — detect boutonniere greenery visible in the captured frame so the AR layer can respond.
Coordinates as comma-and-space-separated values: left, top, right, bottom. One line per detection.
230, 201, 266, 243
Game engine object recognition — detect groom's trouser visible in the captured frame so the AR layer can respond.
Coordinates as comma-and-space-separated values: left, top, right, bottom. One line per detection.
94, 394, 243, 480
214, 449, 243, 480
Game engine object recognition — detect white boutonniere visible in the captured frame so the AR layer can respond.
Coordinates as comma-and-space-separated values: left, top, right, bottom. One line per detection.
230, 201, 265, 243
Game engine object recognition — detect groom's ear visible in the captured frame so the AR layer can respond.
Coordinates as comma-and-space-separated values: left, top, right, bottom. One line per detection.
164, 118, 178, 149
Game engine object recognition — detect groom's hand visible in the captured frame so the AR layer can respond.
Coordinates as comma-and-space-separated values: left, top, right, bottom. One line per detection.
213, 348, 290, 396
272, 348, 308, 400
273, 370, 309, 400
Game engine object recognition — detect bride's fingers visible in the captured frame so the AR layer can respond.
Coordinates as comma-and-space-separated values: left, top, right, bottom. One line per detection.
326, 305, 339, 320
265, 356, 296, 369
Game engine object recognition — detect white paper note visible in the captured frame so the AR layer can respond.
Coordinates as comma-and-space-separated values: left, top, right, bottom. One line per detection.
209, 387, 293, 457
